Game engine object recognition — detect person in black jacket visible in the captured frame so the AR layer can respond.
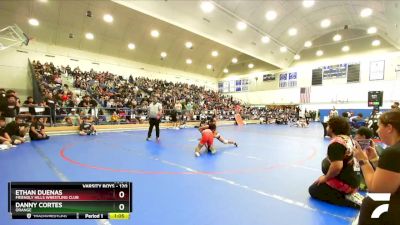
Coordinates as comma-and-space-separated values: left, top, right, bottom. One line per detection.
5, 117, 28, 145
29, 117, 49, 140
0, 94, 19, 123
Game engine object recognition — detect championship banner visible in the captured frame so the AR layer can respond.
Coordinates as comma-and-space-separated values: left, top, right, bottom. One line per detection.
279, 73, 288, 88
288, 72, 297, 87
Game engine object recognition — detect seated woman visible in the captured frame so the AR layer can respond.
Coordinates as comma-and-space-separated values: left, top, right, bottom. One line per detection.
309, 117, 363, 208
355, 111, 400, 225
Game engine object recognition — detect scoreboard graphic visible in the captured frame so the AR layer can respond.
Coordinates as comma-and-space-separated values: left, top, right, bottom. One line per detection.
8, 182, 132, 220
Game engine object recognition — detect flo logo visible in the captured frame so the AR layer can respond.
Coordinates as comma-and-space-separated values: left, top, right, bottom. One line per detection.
368, 193, 391, 219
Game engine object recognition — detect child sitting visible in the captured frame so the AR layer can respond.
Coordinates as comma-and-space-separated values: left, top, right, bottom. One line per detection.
29, 117, 50, 140
79, 116, 97, 136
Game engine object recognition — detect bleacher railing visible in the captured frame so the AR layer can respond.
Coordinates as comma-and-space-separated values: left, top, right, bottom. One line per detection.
28, 59, 43, 104
16, 105, 244, 127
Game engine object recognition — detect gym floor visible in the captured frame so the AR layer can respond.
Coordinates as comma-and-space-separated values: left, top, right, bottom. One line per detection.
0, 123, 359, 225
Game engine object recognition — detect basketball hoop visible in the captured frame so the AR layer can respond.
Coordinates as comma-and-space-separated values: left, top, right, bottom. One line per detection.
0, 24, 29, 51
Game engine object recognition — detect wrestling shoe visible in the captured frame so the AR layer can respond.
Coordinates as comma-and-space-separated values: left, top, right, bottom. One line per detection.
146, 137, 151, 141
209, 147, 217, 154
234, 142, 238, 147
195, 152, 200, 157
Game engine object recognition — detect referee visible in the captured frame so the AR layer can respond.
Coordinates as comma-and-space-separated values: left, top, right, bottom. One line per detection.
146, 97, 162, 141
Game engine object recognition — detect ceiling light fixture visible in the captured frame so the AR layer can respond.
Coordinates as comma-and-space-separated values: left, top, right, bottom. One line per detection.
207, 64, 212, 69
302, 0, 315, 8
367, 26, 377, 34
333, 34, 342, 42
200, 1, 215, 13
151, 30, 160, 38
211, 50, 219, 57
185, 42, 193, 49
341, 45, 350, 52
294, 54, 301, 60
320, 19, 331, 28
280, 46, 287, 53
372, 39, 381, 46
231, 58, 238, 63
288, 28, 298, 36
236, 21, 247, 30
261, 36, 270, 43
360, 8, 373, 18
316, 50, 324, 56
265, 10, 277, 21
128, 43, 135, 49
223, 68, 229, 73
248, 63, 254, 69
160, 52, 167, 58
186, 59, 192, 64
304, 41, 312, 48
85, 32, 94, 40
103, 14, 113, 23
28, 18, 39, 26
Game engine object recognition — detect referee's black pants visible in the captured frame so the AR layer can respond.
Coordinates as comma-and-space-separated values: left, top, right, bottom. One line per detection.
148, 118, 160, 138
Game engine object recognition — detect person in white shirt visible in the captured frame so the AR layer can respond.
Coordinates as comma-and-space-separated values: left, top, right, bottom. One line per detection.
147, 97, 162, 141
329, 106, 339, 119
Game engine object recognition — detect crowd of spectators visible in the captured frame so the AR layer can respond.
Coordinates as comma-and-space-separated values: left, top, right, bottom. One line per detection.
2, 61, 399, 130
240, 106, 317, 126
65, 62, 243, 123
28, 61, 325, 126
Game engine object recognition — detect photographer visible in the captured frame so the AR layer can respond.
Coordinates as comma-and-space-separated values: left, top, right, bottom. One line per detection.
355, 111, 400, 225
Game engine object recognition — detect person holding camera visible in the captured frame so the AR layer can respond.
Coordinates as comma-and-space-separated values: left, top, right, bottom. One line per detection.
354, 110, 400, 225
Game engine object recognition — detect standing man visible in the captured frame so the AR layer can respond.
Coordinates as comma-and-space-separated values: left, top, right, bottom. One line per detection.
329, 106, 339, 119
147, 97, 162, 141
174, 99, 182, 129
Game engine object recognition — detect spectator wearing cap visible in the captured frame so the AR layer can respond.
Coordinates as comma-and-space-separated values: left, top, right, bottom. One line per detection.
66, 109, 80, 126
